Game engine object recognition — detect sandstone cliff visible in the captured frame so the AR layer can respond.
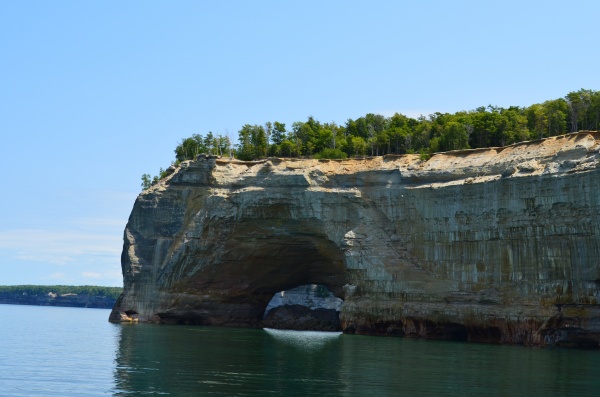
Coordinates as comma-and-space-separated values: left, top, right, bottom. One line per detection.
110, 132, 600, 347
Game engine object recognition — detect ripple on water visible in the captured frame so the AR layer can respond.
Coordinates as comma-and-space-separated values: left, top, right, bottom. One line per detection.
262, 328, 342, 350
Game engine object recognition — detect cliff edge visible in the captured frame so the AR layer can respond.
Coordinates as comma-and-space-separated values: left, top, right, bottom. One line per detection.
110, 132, 600, 347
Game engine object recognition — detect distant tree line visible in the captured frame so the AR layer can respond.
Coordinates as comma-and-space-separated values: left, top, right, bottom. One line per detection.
142, 89, 599, 189
0, 285, 122, 300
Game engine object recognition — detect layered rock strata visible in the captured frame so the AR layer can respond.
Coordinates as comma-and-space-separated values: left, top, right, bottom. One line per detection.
110, 132, 600, 347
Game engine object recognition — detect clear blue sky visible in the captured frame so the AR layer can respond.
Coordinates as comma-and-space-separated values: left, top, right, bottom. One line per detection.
1, 0, 598, 287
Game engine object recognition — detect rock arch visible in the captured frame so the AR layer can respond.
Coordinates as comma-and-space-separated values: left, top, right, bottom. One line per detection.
111, 139, 600, 347
111, 188, 354, 327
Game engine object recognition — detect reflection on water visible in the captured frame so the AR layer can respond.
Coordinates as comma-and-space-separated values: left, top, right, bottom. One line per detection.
113, 325, 347, 396
113, 323, 600, 397
263, 328, 342, 350
5, 305, 595, 396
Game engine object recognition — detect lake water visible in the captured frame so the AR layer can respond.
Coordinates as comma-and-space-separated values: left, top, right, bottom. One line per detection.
1, 304, 599, 396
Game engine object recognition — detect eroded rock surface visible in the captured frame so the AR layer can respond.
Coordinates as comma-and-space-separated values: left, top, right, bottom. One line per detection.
110, 132, 600, 347
264, 284, 343, 315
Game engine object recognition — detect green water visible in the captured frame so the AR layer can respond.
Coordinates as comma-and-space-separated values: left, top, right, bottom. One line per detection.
1, 304, 599, 396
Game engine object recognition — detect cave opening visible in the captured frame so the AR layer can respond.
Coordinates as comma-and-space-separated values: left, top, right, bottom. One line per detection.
164, 221, 350, 329
261, 283, 343, 332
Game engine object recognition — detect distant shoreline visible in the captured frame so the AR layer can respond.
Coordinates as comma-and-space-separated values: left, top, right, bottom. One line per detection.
0, 285, 122, 310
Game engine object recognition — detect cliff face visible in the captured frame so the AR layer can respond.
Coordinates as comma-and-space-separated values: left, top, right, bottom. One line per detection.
110, 132, 600, 347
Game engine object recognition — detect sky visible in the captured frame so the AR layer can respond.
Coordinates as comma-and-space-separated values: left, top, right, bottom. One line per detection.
1, 0, 598, 287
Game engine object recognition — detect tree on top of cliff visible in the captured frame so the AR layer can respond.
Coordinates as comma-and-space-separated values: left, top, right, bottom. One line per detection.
140, 89, 600, 189
175, 134, 207, 162
0, 285, 122, 299
237, 124, 268, 161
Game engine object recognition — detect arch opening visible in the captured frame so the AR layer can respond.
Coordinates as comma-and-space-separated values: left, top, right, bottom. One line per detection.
160, 221, 349, 328
262, 284, 343, 332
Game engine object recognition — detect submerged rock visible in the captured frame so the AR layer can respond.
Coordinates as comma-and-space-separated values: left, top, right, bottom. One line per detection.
110, 132, 600, 347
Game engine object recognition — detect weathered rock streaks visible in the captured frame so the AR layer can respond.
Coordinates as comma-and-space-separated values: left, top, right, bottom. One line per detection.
111, 132, 600, 347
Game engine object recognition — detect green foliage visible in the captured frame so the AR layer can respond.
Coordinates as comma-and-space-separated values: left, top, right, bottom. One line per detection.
313, 148, 348, 159
141, 174, 152, 190
271, 121, 286, 145
175, 134, 206, 162
437, 122, 470, 152
0, 285, 123, 299
279, 140, 295, 157
141, 132, 232, 191
174, 132, 233, 161
139, 89, 600, 184
349, 136, 367, 156
237, 124, 268, 160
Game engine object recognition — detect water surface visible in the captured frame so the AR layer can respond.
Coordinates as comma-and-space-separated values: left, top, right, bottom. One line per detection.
1, 304, 599, 396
